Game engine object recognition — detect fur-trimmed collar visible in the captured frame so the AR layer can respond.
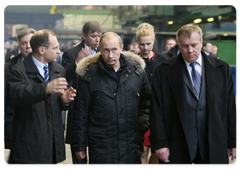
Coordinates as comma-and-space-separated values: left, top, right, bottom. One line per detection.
76, 51, 146, 77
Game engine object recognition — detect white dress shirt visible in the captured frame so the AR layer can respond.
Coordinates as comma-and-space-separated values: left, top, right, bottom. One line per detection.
184, 53, 202, 85
32, 55, 48, 79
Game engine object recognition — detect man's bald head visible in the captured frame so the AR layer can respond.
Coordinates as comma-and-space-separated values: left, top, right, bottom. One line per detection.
99, 32, 123, 48
30, 29, 56, 54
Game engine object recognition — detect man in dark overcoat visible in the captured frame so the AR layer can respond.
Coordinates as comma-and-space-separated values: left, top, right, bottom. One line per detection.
62, 20, 102, 164
150, 24, 236, 164
5, 28, 36, 150
8, 29, 76, 164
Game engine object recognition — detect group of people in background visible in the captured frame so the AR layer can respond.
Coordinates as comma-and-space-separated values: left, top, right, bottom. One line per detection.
4, 20, 236, 164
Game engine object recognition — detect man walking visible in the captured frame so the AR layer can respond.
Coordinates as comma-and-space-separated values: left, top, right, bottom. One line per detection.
8, 29, 76, 164
150, 24, 236, 164
73, 32, 151, 163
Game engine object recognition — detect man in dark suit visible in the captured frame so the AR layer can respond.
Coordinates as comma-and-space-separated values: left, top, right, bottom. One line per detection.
150, 23, 236, 164
8, 29, 76, 163
4, 28, 36, 150
62, 20, 102, 164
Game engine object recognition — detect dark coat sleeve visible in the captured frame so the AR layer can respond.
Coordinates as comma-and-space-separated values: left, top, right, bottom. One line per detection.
226, 65, 236, 148
149, 64, 169, 152
72, 77, 91, 152
138, 71, 151, 133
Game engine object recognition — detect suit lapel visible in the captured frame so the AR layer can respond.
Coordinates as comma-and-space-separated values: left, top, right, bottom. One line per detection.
48, 62, 61, 81
183, 64, 198, 99
203, 53, 219, 111
74, 41, 84, 60
166, 55, 189, 140
77, 40, 100, 56
24, 54, 61, 83
24, 54, 45, 83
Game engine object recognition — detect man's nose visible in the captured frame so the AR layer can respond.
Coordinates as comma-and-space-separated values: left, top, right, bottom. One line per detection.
57, 47, 61, 54
108, 51, 113, 58
187, 46, 194, 53
96, 37, 100, 42
26, 42, 31, 48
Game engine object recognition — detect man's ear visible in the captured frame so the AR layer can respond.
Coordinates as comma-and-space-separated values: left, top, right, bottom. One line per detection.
82, 33, 87, 40
120, 44, 124, 52
38, 46, 45, 55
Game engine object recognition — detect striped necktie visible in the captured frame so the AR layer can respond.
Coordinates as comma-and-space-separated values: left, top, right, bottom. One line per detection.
190, 62, 201, 98
43, 65, 49, 83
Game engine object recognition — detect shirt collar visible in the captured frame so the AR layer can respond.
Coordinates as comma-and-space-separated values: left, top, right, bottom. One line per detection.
84, 43, 97, 51
196, 53, 202, 66
32, 55, 47, 68
84, 42, 89, 48
18, 48, 21, 55
204, 51, 210, 55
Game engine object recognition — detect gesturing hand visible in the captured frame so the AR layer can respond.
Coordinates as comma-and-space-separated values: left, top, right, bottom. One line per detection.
75, 46, 93, 64
46, 77, 68, 94
60, 87, 77, 104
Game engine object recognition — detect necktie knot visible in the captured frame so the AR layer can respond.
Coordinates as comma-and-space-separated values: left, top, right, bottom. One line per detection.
43, 65, 48, 71
43, 65, 49, 83
190, 62, 201, 99
190, 62, 197, 68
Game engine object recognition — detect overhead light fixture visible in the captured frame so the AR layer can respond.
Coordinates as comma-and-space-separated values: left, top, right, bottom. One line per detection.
218, 15, 222, 21
193, 18, 202, 24
207, 17, 214, 22
168, 21, 174, 25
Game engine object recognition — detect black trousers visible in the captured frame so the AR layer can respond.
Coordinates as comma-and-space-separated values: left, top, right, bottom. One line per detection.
192, 145, 209, 164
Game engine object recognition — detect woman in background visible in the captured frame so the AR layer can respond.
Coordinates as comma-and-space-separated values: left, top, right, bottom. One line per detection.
136, 23, 167, 164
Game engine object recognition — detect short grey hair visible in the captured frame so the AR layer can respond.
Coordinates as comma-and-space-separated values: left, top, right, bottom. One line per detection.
17, 28, 36, 43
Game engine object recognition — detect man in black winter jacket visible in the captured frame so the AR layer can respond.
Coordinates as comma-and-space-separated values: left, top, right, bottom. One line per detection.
73, 32, 151, 164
